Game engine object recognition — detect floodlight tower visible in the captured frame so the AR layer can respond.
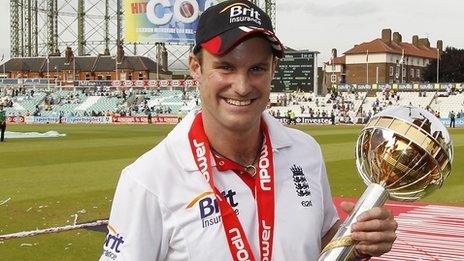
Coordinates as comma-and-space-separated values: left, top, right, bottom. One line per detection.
77, 0, 85, 56
8, 0, 277, 72
251, 0, 276, 30
264, 0, 276, 30
10, 0, 20, 57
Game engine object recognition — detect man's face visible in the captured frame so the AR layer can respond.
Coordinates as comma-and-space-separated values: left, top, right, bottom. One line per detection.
189, 37, 277, 132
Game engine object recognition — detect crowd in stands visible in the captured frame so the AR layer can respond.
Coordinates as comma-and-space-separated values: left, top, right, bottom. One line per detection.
1, 84, 463, 125
0, 85, 200, 118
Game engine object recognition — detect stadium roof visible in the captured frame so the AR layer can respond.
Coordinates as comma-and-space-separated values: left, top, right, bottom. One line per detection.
344, 38, 439, 59
325, 55, 346, 65
1, 55, 170, 74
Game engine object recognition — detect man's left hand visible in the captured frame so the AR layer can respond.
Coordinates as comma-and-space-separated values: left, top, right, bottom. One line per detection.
341, 201, 398, 258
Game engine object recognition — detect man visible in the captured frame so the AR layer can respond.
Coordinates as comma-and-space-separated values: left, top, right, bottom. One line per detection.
100, 1, 397, 260
0, 103, 6, 142
449, 110, 456, 128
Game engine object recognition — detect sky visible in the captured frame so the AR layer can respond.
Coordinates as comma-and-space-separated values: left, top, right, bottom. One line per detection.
1, 0, 463, 64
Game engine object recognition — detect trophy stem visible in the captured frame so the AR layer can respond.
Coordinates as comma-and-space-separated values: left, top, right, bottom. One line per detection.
318, 183, 389, 261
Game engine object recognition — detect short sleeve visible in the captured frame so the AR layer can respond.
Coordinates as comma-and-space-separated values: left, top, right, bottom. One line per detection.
100, 168, 170, 260
319, 161, 339, 238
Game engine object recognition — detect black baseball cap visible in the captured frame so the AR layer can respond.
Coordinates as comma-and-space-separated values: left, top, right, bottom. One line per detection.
193, 0, 284, 58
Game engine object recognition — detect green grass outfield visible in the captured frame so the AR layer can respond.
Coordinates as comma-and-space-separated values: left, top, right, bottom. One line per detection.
0, 123, 462, 260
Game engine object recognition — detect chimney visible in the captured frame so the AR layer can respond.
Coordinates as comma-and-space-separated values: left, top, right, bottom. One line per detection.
392, 32, 402, 44
419, 38, 430, 48
437, 40, 443, 52
331, 48, 337, 59
65, 47, 74, 64
412, 35, 419, 47
381, 28, 392, 44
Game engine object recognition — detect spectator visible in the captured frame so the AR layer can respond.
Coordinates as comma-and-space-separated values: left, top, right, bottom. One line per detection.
449, 111, 456, 128
0, 104, 6, 142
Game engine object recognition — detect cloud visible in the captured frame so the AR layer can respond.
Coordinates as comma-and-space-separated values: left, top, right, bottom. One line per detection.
277, 0, 380, 17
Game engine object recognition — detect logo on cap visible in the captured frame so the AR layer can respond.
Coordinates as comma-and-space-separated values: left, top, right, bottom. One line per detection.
220, 2, 262, 25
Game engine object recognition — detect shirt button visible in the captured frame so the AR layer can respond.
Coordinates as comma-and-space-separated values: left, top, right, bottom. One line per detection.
219, 161, 225, 166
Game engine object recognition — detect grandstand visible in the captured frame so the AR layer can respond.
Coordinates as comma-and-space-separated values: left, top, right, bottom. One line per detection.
1, 82, 463, 125
430, 92, 464, 118
0, 85, 199, 119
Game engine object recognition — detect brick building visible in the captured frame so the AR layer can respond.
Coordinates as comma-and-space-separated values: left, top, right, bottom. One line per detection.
323, 48, 345, 87
324, 28, 442, 86
0, 46, 171, 83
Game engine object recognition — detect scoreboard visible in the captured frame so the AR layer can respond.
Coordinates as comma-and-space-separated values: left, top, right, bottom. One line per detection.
271, 50, 318, 92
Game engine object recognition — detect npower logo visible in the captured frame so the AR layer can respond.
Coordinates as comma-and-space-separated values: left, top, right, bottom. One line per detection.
187, 190, 239, 228
192, 139, 211, 182
258, 143, 271, 191
229, 227, 251, 261
219, 2, 262, 25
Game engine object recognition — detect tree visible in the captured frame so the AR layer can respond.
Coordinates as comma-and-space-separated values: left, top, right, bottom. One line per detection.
423, 47, 464, 83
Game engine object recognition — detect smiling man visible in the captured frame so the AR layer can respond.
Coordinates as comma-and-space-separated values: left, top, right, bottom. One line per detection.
100, 1, 397, 260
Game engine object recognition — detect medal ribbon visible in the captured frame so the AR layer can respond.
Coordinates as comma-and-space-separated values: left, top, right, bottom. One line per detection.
188, 112, 275, 261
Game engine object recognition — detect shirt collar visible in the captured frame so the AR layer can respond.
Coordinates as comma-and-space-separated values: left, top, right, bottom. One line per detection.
171, 109, 292, 172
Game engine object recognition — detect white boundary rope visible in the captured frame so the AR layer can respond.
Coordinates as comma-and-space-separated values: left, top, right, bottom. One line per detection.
0, 220, 108, 241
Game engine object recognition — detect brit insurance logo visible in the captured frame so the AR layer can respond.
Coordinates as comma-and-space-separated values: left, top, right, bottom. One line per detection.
186, 189, 239, 229
291, 165, 313, 208
102, 224, 125, 260
219, 2, 262, 26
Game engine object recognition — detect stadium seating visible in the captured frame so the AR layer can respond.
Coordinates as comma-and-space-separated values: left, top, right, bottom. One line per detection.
1, 86, 462, 121
430, 92, 464, 118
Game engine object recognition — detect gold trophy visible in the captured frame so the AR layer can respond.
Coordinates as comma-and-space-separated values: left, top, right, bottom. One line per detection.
318, 106, 453, 261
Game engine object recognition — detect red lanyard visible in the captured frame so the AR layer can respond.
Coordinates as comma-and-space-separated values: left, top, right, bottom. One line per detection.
188, 112, 275, 261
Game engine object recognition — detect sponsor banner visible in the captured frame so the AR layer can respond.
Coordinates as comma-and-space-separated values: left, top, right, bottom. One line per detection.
274, 116, 331, 124
151, 115, 180, 124
74, 80, 112, 87
110, 79, 199, 88
334, 83, 464, 92
112, 116, 148, 124
356, 84, 371, 90
377, 84, 392, 91
420, 83, 435, 90
65, 116, 112, 124
0, 78, 49, 85
0, 78, 19, 84
6, 79, 200, 88
111, 115, 179, 124
6, 116, 25, 124
441, 118, 464, 127
13, 116, 179, 124
440, 83, 454, 91
398, 83, 413, 90
25, 116, 60, 124
336, 84, 353, 91
23, 79, 49, 85
124, 0, 226, 44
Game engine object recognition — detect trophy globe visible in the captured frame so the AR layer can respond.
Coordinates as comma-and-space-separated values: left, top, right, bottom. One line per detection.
319, 106, 453, 261
357, 106, 453, 201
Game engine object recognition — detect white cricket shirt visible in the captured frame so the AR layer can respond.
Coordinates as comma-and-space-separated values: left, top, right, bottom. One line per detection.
100, 110, 338, 260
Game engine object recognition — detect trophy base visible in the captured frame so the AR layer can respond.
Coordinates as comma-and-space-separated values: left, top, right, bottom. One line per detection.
318, 183, 389, 261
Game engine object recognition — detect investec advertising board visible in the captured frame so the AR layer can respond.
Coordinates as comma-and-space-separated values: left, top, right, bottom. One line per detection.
124, 0, 226, 43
